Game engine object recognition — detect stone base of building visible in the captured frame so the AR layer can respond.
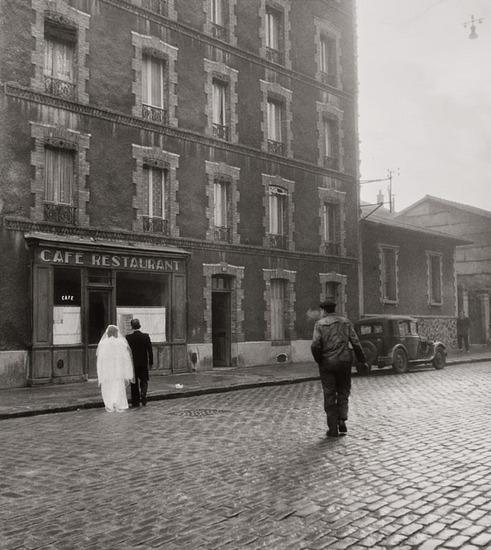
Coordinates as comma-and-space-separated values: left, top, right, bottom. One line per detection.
0, 351, 29, 388
186, 340, 313, 371
415, 316, 457, 349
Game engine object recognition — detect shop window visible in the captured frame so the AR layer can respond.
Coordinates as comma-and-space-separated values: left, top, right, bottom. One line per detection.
142, 54, 168, 124
116, 272, 170, 342
380, 245, 398, 303
44, 146, 77, 225
53, 268, 81, 345
143, 165, 169, 234
322, 202, 341, 255
267, 98, 285, 155
270, 278, 286, 341
212, 79, 229, 140
44, 21, 77, 99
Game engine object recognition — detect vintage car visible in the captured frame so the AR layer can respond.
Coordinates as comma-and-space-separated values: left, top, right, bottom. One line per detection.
353, 315, 447, 375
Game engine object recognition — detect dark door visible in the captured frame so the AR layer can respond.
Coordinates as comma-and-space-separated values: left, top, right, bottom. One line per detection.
212, 291, 231, 367
86, 289, 112, 378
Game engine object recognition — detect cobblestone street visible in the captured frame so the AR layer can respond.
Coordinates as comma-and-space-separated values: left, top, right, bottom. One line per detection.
1, 363, 491, 550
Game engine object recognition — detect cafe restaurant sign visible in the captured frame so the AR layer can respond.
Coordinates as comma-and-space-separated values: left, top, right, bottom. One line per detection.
37, 248, 184, 272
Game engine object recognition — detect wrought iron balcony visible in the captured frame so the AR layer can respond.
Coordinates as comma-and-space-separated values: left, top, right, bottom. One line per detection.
320, 71, 338, 87
322, 241, 341, 256
142, 104, 168, 124
324, 156, 339, 170
268, 139, 286, 156
211, 22, 228, 41
142, 216, 169, 234
44, 202, 77, 225
141, 0, 167, 15
44, 76, 76, 100
267, 233, 288, 249
265, 47, 283, 65
213, 225, 231, 242
212, 123, 230, 141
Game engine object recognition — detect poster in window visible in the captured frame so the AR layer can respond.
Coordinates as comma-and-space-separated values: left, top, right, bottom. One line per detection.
116, 307, 166, 342
53, 306, 82, 345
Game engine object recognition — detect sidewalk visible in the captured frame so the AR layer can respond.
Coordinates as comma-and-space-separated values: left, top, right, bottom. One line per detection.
1, 346, 490, 420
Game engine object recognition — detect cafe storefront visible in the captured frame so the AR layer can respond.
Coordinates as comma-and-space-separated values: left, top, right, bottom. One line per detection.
26, 233, 189, 384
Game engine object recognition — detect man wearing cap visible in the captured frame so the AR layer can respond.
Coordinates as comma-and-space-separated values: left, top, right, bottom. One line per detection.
126, 318, 153, 407
311, 300, 368, 437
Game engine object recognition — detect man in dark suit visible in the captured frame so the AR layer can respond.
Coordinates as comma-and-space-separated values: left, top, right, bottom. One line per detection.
126, 318, 153, 407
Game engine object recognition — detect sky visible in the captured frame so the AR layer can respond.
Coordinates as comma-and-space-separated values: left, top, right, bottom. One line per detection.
356, 0, 491, 212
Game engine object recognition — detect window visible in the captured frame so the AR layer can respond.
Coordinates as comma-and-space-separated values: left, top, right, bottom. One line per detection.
269, 186, 287, 234
322, 118, 338, 169
322, 202, 341, 254
381, 246, 398, 302
270, 279, 286, 340
210, 0, 227, 39
44, 24, 76, 99
212, 79, 229, 140
143, 166, 168, 234
428, 253, 443, 304
319, 34, 337, 85
267, 99, 285, 154
265, 8, 283, 63
116, 272, 170, 342
44, 147, 77, 225
213, 178, 230, 241
142, 55, 167, 123
53, 268, 81, 345
141, 0, 168, 16
324, 281, 340, 304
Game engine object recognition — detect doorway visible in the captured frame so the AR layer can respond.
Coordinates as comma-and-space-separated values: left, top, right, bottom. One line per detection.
212, 275, 232, 367
86, 288, 112, 378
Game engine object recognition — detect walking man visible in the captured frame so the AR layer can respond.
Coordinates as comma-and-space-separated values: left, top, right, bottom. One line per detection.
126, 318, 153, 407
457, 311, 471, 352
311, 300, 368, 437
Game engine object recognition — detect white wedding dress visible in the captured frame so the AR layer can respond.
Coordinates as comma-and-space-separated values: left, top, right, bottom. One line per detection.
96, 325, 134, 412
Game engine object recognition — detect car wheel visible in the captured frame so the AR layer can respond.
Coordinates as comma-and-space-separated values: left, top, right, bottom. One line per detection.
392, 348, 408, 374
432, 348, 446, 370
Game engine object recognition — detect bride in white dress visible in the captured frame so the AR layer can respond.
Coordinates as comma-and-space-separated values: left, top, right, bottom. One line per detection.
96, 325, 134, 412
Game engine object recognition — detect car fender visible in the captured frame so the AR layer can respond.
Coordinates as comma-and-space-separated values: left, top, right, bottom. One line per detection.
430, 342, 446, 360
388, 343, 408, 364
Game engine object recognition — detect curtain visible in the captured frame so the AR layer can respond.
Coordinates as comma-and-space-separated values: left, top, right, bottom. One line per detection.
323, 119, 331, 156
214, 180, 228, 227
44, 39, 74, 81
211, 0, 224, 25
320, 37, 329, 73
269, 187, 286, 235
267, 101, 283, 142
271, 279, 286, 340
266, 11, 279, 50
142, 56, 164, 107
144, 167, 165, 218
324, 203, 340, 243
44, 148, 74, 204
212, 81, 226, 125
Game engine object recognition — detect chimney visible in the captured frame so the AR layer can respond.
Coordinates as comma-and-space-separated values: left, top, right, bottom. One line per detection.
376, 189, 384, 205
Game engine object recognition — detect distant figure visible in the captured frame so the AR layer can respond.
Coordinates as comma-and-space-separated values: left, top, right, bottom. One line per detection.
457, 311, 470, 352
126, 319, 153, 407
311, 300, 369, 437
96, 325, 134, 413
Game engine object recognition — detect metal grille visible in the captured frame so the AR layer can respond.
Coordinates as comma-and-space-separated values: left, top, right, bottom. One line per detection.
44, 202, 77, 225
44, 76, 75, 99
142, 104, 168, 124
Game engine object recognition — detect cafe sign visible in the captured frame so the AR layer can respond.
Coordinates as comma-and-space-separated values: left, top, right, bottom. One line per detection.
37, 248, 184, 272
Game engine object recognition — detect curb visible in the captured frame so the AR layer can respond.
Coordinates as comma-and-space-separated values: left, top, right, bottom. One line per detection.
1, 357, 489, 421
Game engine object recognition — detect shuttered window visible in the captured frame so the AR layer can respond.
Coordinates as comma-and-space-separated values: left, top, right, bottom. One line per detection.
44, 147, 74, 204
270, 278, 286, 340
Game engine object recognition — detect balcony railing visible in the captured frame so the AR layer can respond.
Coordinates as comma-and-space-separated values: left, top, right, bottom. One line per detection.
320, 71, 338, 87
44, 76, 76, 100
268, 139, 286, 156
267, 233, 288, 249
212, 123, 230, 141
142, 104, 168, 124
213, 225, 231, 242
265, 47, 283, 65
322, 241, 341, 256
141, 0, 167, 15
44, 202, 77, 225
211, 22, 228, 41
142, 216, 169, 234
324, 156, 339, 170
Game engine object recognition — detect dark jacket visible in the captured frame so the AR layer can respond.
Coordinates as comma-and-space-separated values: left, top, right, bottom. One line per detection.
126, 330, 153, 380
311, 314, 366, 369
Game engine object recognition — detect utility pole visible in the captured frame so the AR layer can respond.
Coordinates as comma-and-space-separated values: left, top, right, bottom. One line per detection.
360, 168, 399, 213
464, 15, 484, 39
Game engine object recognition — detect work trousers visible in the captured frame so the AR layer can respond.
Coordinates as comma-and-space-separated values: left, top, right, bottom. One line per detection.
318, 363, 352, 424
457, 333, 469, 352
130, 376, 148, 406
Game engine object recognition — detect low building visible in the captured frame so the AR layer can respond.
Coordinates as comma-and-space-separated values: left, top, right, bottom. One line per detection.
360, 204, 469, 346
397, 195, 491, 345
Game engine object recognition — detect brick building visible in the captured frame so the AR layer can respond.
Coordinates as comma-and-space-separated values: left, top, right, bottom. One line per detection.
360, 204, 469, 347
0, 0, 361, 388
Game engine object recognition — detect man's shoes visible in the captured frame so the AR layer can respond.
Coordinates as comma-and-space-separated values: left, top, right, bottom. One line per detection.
338, 420, 347, 435
131, 403, 140, 408
141, 399, 147, 407
326, 429, 339, 437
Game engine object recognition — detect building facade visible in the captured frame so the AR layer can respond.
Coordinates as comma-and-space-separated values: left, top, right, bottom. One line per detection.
0, 0, 360, 387
360, 206, 468, 348
397, 195, 491, 346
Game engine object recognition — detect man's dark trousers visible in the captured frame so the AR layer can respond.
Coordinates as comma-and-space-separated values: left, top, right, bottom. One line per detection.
130, 377, 148, 407
318, 362, 351, 429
